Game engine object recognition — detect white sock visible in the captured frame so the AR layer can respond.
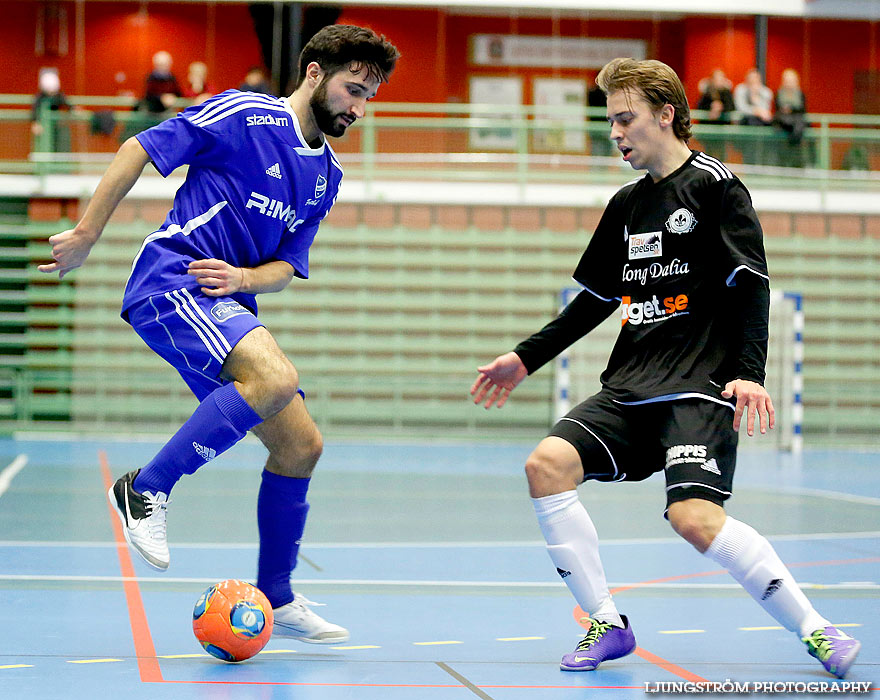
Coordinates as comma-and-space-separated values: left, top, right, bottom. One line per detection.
705, 516, 830, 637
532, 491, 623, 627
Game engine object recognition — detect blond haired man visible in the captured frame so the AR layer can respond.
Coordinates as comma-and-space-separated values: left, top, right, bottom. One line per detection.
472, 58, 860, 678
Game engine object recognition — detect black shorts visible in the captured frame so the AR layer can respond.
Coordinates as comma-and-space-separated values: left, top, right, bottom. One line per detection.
548, 391, 738, 514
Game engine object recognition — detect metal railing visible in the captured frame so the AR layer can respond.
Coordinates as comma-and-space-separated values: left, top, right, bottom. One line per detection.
1, 95, 877, 190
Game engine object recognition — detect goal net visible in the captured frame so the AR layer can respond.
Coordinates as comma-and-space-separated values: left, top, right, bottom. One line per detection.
553, 288, 803, 452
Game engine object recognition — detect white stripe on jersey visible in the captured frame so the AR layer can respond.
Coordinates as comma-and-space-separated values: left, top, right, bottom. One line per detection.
178, 288, 232, 353
165, 290, 226, 365
189, 92, 280, 127
692, 153, 733, 181
691, 160, 724, 181
696, 152, 733, 178
726, 264, 770, 287
130, 201, 228, 272
192, 100, 291, 129
326, 143, 344, 173
572, 279, 620, 303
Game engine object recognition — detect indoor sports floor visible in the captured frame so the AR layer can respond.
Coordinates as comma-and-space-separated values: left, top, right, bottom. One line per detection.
0, 436, 877, 699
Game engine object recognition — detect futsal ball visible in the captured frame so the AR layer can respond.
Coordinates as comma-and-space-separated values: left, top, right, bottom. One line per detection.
192, 579, 274, 662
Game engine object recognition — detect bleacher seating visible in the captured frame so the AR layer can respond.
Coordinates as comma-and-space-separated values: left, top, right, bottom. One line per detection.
2, 207, 879, 446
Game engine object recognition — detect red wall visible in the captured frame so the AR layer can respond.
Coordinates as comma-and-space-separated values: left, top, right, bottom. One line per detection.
337, 8, 687, 105
2, 2, 877, 114
2, 1, 263, 98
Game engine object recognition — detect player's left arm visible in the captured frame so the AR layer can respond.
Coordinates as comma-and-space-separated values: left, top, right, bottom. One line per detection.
716, 179, 775, 436
721, 273, 774, 436
188, 259, 295, 296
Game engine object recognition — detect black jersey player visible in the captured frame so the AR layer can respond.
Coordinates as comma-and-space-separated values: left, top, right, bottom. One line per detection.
472, 57, 860, 679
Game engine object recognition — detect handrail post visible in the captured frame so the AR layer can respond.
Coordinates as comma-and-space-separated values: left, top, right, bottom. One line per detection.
516, 110, 528, 197
362, 109, 376, 199
818, 116, 831, 171
34, 99, 54, 176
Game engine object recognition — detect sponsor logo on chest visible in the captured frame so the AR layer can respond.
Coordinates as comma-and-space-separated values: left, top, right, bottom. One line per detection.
628, 231, 663, 260
246, 114, 289, 127
622, 258, 690, 286
246, 191, 304, 234
620, 292, 688, 326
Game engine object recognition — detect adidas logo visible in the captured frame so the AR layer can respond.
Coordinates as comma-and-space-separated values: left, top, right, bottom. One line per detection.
265, 163, 282, 179
556, 567, 572, 579
701, 458, 721, 475
761, 578, 783, 600
192, 441, 217, 462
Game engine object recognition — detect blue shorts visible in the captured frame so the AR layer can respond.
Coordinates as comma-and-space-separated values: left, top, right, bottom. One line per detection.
126, 287, 264, 401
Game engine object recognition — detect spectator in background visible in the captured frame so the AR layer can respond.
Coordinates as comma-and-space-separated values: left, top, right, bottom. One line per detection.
734, 68, 774, 126
696, 69, 735, 160
239, 66, 273, 95
183, 61, 216, 105
774, 68, 808, 167
734, 68, 774, 165
31, 67, 72, 152
143, 50, 182, 114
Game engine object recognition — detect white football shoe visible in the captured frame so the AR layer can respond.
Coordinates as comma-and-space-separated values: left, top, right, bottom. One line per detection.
108, 469, 170, 571
272, 594, 350, 644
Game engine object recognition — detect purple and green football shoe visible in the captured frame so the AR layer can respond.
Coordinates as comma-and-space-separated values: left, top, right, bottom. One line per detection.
560, 615, 636, 671
803, 625, 861, 679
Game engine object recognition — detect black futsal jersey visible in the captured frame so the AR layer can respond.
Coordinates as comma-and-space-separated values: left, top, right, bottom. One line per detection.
570, 151, 769, 403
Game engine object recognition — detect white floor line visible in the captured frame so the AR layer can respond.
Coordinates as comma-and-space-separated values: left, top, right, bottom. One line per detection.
0, 454, 27, 498
0, 573, 875, 590
767, 485, 880, 507
0, 530, 879, 549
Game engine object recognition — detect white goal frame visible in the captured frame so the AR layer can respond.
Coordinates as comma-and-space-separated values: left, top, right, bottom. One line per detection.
554, 287, 803, 452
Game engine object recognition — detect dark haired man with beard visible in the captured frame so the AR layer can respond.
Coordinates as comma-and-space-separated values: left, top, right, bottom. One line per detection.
40, 25, 399, 643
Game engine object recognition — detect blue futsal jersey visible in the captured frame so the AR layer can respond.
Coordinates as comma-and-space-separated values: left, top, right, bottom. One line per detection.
122, 89, 343, 317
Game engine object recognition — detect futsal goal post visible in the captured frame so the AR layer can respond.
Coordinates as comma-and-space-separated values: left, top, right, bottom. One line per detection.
553, 287, 803, 453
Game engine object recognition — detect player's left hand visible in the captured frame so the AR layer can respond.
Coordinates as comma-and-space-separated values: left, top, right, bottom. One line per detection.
188, 258, 245, 296
722, 379, 775, 436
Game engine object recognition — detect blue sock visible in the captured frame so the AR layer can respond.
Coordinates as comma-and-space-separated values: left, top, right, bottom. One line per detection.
256, 470, 310, 609
133, 382, 262, 496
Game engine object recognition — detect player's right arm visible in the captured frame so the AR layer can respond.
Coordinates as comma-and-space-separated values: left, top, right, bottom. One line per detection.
38, 137, 151, 279
473, 191, 625, 410
472, 291, 618, 409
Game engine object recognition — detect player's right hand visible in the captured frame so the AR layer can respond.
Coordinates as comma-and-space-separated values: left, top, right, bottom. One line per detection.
38, 228, 96, 279
470, 352, 528, 409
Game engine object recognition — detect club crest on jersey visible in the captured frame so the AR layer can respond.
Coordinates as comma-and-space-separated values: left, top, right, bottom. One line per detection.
666, 208, 698, 234
306, 174, 328, 206
628, 231, 662, 260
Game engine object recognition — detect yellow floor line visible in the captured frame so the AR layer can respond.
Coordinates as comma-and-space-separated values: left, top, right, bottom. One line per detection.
331, 645, 381, 650
658, 629, 705, 634
496, 636, 545, 641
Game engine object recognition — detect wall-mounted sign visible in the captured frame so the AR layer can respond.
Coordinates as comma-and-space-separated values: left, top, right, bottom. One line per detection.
468, 76, 523, 150
471, 34, 647, 69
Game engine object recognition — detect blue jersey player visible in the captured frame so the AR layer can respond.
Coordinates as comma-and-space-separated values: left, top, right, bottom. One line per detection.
40, 25, 399, 643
